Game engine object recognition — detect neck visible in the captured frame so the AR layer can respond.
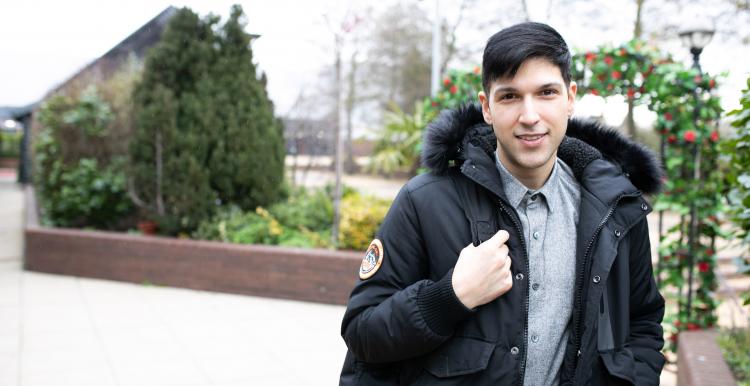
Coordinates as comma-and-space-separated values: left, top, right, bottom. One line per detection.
497, 151, 556, 190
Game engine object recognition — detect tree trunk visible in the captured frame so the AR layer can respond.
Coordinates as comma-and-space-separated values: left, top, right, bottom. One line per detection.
345, 52, 358, 173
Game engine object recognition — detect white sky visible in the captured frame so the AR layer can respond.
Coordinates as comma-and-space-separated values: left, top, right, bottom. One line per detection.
1, 0, 747, 125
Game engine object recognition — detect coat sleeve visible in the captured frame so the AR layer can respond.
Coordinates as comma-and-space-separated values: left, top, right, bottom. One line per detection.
627, 218, 666, 385
340, 184, 474, 364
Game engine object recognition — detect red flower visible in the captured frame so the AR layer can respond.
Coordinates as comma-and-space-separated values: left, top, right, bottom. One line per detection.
626, 88, 635, 99
667, 135, 677, 144
662, 255, 671, 262
708, 79, 716, 89
585, 52, 596, 62
443, 78, 452, 86
710, 131, 719, 142
619, 48, 627, 56
694, 75, 703, 84
591, 89, 599, 96
473, 66, 481, 75
449, 85, 458, 94
683, 130, 696, 143
669, 334, 678, 343
705, 248, 715, 256
597, 74, 606, 81
664, 112, 673, 121
687, 323, 700, 331
607, 84, 614, 91
698, 262, 710, 273
604, 56, 614, 65
431, 101, 438, 107
612, 71, 622, 79
674, 320, 681, 328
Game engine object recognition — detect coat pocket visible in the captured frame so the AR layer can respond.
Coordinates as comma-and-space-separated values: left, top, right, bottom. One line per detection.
598, 347, 636, 385
421, 336, 495, 378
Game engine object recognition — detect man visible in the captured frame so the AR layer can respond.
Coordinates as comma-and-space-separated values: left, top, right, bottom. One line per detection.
340, 22, 665, 385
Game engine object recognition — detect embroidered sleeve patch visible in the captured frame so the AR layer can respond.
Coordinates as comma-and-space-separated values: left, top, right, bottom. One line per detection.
359, 239, 384, 280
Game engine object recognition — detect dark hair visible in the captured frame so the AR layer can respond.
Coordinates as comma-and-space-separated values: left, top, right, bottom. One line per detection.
481, 22, 571, 93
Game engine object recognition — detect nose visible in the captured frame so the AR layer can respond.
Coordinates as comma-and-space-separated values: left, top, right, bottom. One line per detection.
518, 97, 540, 126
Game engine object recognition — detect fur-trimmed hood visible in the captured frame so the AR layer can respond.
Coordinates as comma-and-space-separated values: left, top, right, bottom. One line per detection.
421, 103, 663, 194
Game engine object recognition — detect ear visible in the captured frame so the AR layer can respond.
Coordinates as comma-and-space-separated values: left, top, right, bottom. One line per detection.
567, 81, 577, 117
478, 91, 493, 125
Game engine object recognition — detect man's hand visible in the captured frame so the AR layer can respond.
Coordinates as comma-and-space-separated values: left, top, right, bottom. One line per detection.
451, 230, 513, 309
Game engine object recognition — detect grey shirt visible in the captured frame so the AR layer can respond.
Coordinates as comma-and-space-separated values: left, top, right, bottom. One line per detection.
495, 154, 581, 386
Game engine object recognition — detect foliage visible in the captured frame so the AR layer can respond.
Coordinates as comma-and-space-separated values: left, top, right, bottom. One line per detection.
34, 92, 133, 228
369, 102, 435, 176
571, 41, 660, 101
130, 5, 284, 235
338, 192, 390, 250
423, 66, 483, 116
267, 187, 333, 232
193, 186, 390, 251
193, 187, 333, 249
717, 328, 750, 385
0, 131, 22, 158
724, 76, 750, 306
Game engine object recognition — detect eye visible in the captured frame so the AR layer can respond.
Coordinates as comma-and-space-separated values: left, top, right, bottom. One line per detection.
498, 93, 517, 101
540, 89, 558, 96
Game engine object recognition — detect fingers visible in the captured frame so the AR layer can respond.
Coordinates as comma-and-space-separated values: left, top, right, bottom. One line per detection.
484, 229, 510, 247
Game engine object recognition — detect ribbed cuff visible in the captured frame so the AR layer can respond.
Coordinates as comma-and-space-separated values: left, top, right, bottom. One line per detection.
417, 269, 474, 336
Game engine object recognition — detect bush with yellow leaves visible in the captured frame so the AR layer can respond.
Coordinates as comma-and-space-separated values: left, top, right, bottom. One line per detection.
338, 193, 391, 251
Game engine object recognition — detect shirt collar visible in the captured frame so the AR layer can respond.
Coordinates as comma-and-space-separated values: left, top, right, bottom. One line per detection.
494, 151, 560, 213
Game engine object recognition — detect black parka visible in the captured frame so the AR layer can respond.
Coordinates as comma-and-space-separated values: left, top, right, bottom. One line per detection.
340, 104, 665, 385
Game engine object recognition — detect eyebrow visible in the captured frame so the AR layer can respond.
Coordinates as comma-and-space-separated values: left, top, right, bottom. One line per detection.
492, 82, 564, 97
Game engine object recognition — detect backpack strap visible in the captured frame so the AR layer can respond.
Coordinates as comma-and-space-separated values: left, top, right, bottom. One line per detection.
449, 169, 497, 247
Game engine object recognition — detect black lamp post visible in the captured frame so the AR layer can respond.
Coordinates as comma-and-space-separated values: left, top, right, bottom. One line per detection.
678, 16, 714, 321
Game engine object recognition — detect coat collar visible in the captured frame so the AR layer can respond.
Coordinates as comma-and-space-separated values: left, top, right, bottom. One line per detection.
420, 103, 664, 196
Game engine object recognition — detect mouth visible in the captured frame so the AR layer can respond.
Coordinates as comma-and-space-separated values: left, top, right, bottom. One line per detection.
515, 133, 547, 145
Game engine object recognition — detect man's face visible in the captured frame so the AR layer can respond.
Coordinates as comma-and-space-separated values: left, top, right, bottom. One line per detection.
478, 58, 576, 180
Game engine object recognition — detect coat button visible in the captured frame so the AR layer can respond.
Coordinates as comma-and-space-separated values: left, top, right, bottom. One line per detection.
533, 231, 540, 240
641, 203, 648, 211
614, 229, 621, 237
532, 283, 540, 291
593, 275, 601, 284
510, 347, 519, 355
515, 273, 524, 281
531, 335, 539, 343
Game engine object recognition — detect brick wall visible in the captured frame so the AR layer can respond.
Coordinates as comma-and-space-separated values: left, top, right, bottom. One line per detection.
24, 227, 363, 305
677, 330, 737, 386
23, 183, 363, 305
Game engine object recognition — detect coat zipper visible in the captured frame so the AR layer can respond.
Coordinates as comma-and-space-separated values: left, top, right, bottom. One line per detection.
570, 191, 641, 384
498, 200, 530, 386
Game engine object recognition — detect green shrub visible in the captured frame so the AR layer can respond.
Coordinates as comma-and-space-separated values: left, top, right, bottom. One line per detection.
130, 5, 284, 235
35, 91, 134, 229
718, 328, 750, 385
0, 131, 22, 158
193, 186, 393, 251
268, 187, 332, 232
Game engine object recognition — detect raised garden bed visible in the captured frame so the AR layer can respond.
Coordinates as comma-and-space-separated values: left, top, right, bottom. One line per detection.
23, 186, 362, 305
677, 330, 739, 386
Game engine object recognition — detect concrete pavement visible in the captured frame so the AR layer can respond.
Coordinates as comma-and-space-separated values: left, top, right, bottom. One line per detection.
0, 171, 348, 386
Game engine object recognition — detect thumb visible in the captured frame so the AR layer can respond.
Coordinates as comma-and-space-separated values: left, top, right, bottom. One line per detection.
483, 229, 510, 247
